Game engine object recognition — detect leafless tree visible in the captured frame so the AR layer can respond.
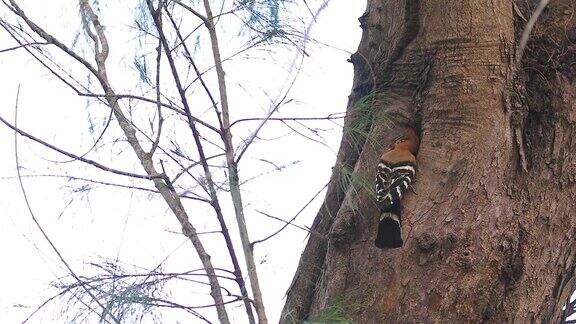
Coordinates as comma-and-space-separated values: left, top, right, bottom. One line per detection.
0, 0, 342, 322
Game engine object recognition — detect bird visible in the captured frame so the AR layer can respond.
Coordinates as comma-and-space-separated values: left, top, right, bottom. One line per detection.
375, 127, 419, 249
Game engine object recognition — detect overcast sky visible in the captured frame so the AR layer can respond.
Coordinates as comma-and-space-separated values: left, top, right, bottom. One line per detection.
0, 1, 365, 323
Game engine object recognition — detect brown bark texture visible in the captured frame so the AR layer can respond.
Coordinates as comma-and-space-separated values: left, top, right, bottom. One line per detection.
282, 0, 576, 323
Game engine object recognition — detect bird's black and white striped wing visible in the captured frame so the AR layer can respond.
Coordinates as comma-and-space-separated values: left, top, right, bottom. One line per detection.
375, 162, 392, 201
376, 162, 415, 209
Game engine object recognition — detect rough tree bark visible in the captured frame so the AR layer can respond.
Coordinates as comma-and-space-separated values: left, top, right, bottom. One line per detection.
282, 0, 576, 323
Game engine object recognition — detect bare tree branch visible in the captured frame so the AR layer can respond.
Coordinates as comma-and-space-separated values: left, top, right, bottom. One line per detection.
0, 20, 88, 96
230, 113, 346, 127
200, 0, 268, 321
0, 40, 48, 52
233, 52, 306, 164
1, 1, 333, 323
78, 1, 231, 321
0, 114, 159, 180
149, 37, 164, 156
2, 173, 211, 202
173, 0, 208, 24
164, 6, 224, 130
146, 1, 251, 322
6, 0, 99, 75
252, 182, 328, 246
255, 210, 326, 239
78, 92, 221, 133
171, 153, 225, 185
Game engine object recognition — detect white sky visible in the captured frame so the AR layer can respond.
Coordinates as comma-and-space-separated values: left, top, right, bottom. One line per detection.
0, 0, 365, 323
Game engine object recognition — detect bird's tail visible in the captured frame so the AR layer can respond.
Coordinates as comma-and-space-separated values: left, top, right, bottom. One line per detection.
375, 212, 402, 249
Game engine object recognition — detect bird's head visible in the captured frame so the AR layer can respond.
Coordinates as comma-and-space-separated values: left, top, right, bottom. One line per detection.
391, 127, 420, 154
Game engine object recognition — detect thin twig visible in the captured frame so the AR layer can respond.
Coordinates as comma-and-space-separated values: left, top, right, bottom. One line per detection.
12, 85, 119, 324
239, 160, 301, 186
0, 40, 47, 52
149, 37, 164, 156
0, 20, 87, 96
56, 108, 113, 164
6, 0, 99, 75
21, 286, 73, 324
230, 113, 346, 127
78, 92, 220, 133
1, 173, 210, 202
255, 210, 325, 239
234, 48, 306, 164
252, 182, 328, 246
171, 153, 225, 185
173, 0, 208, 24
164, 6, 224, 130
0, 114, 158, 180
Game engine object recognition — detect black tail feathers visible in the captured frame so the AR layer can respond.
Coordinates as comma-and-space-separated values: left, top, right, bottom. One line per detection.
375, 212, 402, 249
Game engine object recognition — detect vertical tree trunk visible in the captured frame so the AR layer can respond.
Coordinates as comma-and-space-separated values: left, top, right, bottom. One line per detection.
282, 0, 576, 322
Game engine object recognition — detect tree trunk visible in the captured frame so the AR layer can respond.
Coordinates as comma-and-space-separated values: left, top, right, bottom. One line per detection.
282, 0, 576, 323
